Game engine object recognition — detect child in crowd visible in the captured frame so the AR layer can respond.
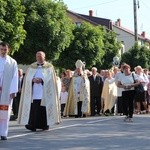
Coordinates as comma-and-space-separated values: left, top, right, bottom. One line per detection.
60, 86, 68, 117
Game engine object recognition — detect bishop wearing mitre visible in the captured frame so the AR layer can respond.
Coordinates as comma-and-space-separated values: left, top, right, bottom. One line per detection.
64, 60, 90, 118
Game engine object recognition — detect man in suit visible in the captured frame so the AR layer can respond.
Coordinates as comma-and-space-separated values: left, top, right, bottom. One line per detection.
11, 69, 24, 120
89, 67, 103, 116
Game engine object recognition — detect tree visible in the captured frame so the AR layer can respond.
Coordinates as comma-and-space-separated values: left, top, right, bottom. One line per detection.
0, 0, 26, 54
14, 0, 74, 64
121, 43, 150, 70
99, 28, 121, 69
57, 22, 104, 70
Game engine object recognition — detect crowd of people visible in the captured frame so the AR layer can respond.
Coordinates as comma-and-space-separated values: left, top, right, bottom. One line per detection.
61, 61, 150, 122
0, 41, 150, 141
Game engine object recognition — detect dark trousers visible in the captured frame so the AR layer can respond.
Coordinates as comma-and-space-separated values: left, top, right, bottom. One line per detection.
117, 96, 123, 113
75, 101, 82, 118
12, 92, 21, 117
90, 96, 101, 116
122, 90, 135, 118
61, 104, 66, 116
28, 100, 48, 129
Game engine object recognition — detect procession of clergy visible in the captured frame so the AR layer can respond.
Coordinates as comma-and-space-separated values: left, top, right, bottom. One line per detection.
0, 41, 150, 140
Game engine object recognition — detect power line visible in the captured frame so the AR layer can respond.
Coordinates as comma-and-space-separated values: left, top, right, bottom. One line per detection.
137, 0, 150, 38
140, 0, 150, 10
71, 0, 121, 11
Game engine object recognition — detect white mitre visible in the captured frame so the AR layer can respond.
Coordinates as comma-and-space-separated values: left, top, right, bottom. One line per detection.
75, 60, 84, 68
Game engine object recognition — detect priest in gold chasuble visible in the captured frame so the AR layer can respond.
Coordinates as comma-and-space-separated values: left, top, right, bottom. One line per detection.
18, 51, 61, 131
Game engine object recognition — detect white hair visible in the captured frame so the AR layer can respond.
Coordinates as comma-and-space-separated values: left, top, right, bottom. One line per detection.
92, 67, 97, 72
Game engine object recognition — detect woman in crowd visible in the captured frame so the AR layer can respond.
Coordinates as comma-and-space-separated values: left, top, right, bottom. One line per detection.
117, 64, 139, 122
146, 70, 150, 112
134, 66, 149, 114
64, 69, 72, 91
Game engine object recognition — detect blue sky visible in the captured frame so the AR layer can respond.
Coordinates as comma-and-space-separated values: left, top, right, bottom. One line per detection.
63, 0, 150, 38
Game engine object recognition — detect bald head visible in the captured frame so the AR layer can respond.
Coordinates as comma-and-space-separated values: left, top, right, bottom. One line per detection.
36, 51, 45, 63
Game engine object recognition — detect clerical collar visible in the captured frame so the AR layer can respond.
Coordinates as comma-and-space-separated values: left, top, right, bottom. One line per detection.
37, 63, 44, 66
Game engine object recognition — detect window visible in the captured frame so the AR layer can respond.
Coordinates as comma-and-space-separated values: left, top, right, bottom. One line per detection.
75, 22, 81, 27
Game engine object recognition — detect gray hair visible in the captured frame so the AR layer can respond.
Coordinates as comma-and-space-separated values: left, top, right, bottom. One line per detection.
92, 67, 97, 72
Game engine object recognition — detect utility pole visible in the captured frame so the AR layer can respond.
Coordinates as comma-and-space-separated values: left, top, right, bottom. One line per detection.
133, 0, 138, 42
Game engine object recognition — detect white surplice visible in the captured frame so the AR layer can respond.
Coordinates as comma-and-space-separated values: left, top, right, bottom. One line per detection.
0, 55, 18, 136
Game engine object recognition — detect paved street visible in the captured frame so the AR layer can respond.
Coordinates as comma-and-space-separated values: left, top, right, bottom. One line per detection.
1, 114, 150, 150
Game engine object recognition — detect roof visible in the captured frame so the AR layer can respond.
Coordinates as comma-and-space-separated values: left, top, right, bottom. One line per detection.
67, 10, 150, 43
67, 10, 112, 30
113, 24, 150, 42
78, 14, 112, 30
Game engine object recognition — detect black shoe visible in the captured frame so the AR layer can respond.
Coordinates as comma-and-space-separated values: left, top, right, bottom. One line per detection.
83, 114, 86, 118
10, 115, 17, 121
1, 136, 7, 140
43, 126, 49, 131
25, 125, 36, 132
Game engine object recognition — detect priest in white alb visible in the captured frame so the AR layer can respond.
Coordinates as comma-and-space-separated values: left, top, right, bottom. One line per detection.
0, 42, 18, 140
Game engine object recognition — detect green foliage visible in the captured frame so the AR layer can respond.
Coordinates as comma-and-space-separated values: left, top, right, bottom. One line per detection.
121, 43, 150, 70
14, 0, 74, 64
57, 22, 104, 70
99, 28, 121, 69
0, 0, 26, 54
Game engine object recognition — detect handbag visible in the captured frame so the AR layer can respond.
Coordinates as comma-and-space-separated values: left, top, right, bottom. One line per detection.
132, 73, 144, 94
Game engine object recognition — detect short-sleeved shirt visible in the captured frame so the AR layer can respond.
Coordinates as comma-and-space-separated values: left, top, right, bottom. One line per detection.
60, 91, 68, 104
118, 72, 138, 91
136, 73, 149, 91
